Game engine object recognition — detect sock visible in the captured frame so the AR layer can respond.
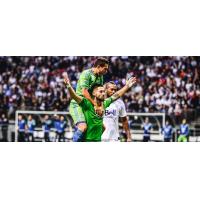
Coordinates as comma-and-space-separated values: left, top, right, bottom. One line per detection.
73, 129, 83, 142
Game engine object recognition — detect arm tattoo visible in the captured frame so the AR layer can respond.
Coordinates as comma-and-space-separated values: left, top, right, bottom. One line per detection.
111, 92, 120, 101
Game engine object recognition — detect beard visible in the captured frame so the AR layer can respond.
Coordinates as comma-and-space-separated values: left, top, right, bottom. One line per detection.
96, 96, 105, 101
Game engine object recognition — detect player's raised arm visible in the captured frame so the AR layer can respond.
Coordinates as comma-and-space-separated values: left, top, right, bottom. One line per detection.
63, 74, 83, 104
111, 77, 137, 101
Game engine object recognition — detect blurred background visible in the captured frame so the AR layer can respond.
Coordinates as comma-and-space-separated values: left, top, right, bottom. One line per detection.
0, 56, 200, 142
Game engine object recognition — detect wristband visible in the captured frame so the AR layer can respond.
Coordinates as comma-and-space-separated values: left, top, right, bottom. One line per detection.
66, 84, 71, 89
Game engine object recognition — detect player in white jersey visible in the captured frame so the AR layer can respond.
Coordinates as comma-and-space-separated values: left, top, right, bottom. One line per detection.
102, 82, 132, 142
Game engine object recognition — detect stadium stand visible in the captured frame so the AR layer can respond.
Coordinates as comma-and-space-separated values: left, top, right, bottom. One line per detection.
0, 56, 200, 141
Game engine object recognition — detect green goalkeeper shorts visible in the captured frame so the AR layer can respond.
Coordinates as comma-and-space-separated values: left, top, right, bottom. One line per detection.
178, 135, 188, 142
69, 100, 86, 125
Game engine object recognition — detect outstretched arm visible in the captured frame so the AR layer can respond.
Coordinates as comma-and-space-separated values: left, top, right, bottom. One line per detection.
111, 77, 137, 101
63, 74, 83, 104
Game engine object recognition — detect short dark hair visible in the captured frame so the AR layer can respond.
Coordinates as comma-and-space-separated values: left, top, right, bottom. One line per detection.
90, 83, 103, 93
105, 81, 117, 89
93, 57, 109, 68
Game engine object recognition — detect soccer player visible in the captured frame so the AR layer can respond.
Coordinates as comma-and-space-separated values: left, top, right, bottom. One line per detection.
43, 115, 52, 142
161, 120, 173, 142
64, 75, 136, 142
102, 81, 132, 142
27, 115, 36, 142
17, 115, 26, 142
142, 117, 152, 142
56, 116, 67, 142
178, 119, 189, 142
69, 57, 109, 142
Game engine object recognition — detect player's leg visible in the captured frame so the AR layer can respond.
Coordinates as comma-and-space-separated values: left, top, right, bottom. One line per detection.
73, 123, 87, 142
44, 133, 47, 142
25, 133, 29, 142
18, 131, 22, 142
62, 132, 65, 142
58, 133, 61, 142
182, 135, 188, 142
164, 138, 170, 142
70, 102, 87, 142
46, 132, 50, 142
178, 135, 183, 142
55, 132, 58, 142
143, 136, 150, 142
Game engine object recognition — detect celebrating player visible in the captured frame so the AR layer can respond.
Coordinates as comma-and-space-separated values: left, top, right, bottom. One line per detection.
68, 57, 109, 142
64, 75, 137, 142
102, 81, 132, 142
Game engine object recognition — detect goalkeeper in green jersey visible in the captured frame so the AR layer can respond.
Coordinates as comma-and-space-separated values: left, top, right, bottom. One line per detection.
69, 57, 109, 141
64, 74, 137, 142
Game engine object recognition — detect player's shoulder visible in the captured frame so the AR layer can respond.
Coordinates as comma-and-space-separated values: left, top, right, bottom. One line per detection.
115, 98, 126, 107
81, 69, 92, 76
115, 98, 124, 104
80, 97, 93, 107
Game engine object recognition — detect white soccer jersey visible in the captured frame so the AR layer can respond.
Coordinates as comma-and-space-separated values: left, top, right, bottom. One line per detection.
102, 99, 127, 141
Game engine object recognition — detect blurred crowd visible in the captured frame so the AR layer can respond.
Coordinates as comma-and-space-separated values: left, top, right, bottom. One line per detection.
0, 56, 200, 121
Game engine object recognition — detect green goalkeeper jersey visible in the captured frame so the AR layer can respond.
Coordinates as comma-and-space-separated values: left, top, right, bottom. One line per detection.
79, 97, 113, 142
76, 69, 104, 97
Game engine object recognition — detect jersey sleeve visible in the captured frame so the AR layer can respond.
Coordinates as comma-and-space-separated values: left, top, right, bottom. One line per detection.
79, 70, 90, 89
79, 98, 91, 111
103, 97, 113, 109
119, 100, 127, 118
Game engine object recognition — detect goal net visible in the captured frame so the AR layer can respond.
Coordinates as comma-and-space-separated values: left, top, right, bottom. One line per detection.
122, 112, 166, 141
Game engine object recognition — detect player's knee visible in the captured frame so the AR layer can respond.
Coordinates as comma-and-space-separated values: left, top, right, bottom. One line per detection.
77, 123, 87, 132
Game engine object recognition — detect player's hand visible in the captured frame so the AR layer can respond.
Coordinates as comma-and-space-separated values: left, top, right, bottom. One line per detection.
63, 72, 70, 86
127, 137, 132, 142
126, 77, 137, 88
94, 106, 104, 117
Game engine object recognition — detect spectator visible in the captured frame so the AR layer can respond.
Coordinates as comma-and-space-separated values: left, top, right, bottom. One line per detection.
0, 56, 199, 121
0, 114, 8, 142
56, 116, 67, 142
161, 120, 174, 142
142, 117, 152, 142
42, 115, 52, 142
27, 115, 36, 142
17, 115, 26, 142
178, 119, 189, 142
